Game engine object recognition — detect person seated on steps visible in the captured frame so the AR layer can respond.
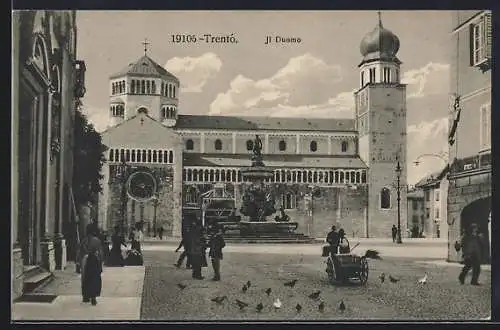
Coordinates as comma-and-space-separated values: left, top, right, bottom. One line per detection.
274, 207, 290, 222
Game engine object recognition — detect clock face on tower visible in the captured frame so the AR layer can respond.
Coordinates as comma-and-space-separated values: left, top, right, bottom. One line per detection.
127, 171, 157, 201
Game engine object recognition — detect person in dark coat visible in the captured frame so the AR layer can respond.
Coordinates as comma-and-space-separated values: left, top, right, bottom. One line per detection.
77, 223, 104, 306
158, 226, 164, 240
188, 220, 206, 280
209, 225, 226, 281
456, 223, 486, 285
391, 225, 397, 242
108, 225, 126, 266
175, 235, 192, 269
326, 225, 339, 256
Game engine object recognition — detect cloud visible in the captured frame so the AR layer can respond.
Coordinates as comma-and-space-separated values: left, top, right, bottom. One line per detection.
407, 117, 448, 185
209, 53, 343, 116
402, 62, 450, 99
165, 52, 222, 93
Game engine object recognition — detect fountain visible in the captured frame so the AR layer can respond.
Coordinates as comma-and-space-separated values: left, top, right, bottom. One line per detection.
238, 135, 299, 236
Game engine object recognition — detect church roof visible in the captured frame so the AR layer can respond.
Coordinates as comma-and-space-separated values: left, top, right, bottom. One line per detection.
176, 115, 355, 132
110, 55, 179, 81
183, 153, 367, 169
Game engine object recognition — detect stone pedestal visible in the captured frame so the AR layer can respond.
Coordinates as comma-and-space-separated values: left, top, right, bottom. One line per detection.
40, 239, 56, 272
53, 235, 67, 270
12, 247, 24, 301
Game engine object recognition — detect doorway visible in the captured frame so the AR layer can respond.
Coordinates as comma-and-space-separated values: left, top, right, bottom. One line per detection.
460, 197, 491, 264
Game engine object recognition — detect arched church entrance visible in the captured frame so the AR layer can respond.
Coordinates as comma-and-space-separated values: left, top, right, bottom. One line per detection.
460, 197, 491, 264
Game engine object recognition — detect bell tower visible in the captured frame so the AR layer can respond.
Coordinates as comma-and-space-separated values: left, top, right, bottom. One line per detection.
355, 12, 407, 238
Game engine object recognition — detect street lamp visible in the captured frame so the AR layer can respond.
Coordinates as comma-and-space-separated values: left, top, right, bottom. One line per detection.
395, 161, 403, 244
152, 194, 159, 237
413, 153, 448, 167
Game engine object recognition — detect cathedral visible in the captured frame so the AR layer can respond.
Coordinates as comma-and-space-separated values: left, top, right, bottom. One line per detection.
98, 16, 408, 239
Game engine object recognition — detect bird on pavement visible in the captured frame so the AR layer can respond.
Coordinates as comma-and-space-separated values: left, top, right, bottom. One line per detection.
246, 280, 251, 288
242, 284, 248, 293
308, 290, 321, 300
296, 303, 302, 313
256, 303, 264, 313
379, 273, 386, 283
318, 301, 325, 313
418, 273, 428, 284
235, 299, 249, 310
273, 298, 282, 309
389, 275, 400, 283
339, 300, 346, 312
177, 283, 187, 290
364, 249, 382, 260
265, 288, 272, 296
284, 279, 298, 288
211, 296, 227, 305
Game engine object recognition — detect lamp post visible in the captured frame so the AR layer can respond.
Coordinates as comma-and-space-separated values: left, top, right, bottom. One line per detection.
413, 153, 448, 167
395, 161, 403, 244
152, 194, 159, 237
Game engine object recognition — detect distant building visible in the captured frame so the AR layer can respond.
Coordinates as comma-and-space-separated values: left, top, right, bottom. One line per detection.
12, 11, 85, 300
447, 10, 491, 263
415, 168, 449, 238
406, 189, 424, 238
97, 14, 408, 239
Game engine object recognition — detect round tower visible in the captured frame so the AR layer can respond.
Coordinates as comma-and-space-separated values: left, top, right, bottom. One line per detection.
108, 42, 180, 127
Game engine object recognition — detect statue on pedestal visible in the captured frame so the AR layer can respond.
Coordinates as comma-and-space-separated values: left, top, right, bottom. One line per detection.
251, 135, 264, 167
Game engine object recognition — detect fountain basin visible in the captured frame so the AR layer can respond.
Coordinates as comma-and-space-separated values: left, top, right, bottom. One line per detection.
239, 221, 299, 236
240, 166, 275, 180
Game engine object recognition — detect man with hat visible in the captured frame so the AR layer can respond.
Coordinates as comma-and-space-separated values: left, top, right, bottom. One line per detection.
456, 223, 485, 285
208, 224, 226, 281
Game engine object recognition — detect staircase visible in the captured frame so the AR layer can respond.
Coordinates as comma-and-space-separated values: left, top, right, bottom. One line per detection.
22, 265, 53, 294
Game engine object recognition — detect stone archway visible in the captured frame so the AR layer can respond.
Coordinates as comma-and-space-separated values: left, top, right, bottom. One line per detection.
460, 196, 491, 263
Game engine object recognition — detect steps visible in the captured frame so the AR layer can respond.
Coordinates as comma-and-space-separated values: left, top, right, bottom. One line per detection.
22, 265, 54, 294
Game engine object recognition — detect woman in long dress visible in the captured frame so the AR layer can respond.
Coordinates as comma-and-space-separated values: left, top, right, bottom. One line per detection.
77, 223, 104, 305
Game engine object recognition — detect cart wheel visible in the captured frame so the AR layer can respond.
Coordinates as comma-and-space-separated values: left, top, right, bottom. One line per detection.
359, 256, 369, 285
326, 257, 338, 284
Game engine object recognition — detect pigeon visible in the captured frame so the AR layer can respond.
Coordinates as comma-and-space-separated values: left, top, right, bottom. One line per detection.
177, 283, 187, 290
284, 279, 298, 287
379, 272, 386, 283
296, 303, 302, 313
273, 298, 282, 309
256, 302, 263, 312
242, 284, 248, 293
211, 296, 227, 305
364, 249, 382, 260
318, 301, 325, 312
235, 299, 249, 310
418, 273, 428, 284
389, 275, 400, 283
265, 288, 272, 296
246, 280, 251, 288
339, 300, 346, 312
308, 290, 321, 300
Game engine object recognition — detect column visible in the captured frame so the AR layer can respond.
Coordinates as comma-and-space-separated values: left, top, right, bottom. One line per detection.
296, 134, 300, 154
264, 134, 269, 153
328, 136, 332, 155
201, 133, 205, 153
232, 132, 236, 154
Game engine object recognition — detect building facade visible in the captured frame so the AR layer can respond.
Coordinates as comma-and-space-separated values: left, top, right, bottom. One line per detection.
98, 16, 407, 240
406, 189, 424, 238
415, 169, 449, 238
12, 10, 85, 299
447, 10, 491, 263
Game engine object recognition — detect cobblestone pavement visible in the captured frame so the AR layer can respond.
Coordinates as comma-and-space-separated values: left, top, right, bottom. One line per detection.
12, 263, 145, 321
140, 251, 491, 321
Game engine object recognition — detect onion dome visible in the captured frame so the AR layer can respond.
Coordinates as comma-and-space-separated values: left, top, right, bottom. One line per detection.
359, 13, 401, 66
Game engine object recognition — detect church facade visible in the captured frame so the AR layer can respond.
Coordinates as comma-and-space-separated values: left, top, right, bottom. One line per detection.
98, 17, 408, 239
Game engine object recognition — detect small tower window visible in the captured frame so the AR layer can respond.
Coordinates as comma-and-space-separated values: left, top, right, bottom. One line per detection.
141, 80, 145, 94
310, 141, 318, 152
395, 69, 400, 83
246, 140, 254, 151
215, 139, 222, 151
341, 141, 348, 152
279, 140, 287, 151
380, 188, 391, 209
383, 67, 391, 83
361, 71, 365, 87
161, 82, 164, 96
146, 80, 151, 94
168, 84, 173, 98
131, 80, 135, 94
369, 68, 376, 83
186, 139, 194, 150
173, 85, 176, 98
152, 81, 156, 94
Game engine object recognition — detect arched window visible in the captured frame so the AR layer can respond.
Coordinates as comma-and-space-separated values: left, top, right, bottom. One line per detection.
161, 82, 164, 96
126, 150, 130, 161
147, 150, 152, 162
282, 192, 296, 210
152, 150, 157, 163
163, 150, 168, 163
341, 141, 348, 152
215, 139, 222, 151
109, 149, 114, 161
168, 84, 173, 98
173, 85, 176, 98
131, 80, 135, 94
141, 80, 145, 94
168, 150, 174, 163
112, 83, 115, 95
246, 140, 254, 151
186, 139, 194, 150
146, 80, 150, 94
279, 140, 286, 151
361, 171, 367, 183
137, 107, 148, 114
380, 188, 391, 209
152, 81, 156, 94
131, 150, 136, 162
185, 186, 198, 204
310, 140, 318, 152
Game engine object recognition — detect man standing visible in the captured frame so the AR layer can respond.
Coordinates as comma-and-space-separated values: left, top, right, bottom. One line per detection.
188, 219, 205, 280
174, 234, 191, 269
158, 226, 164, 240
209, 225, 226, 281
456, 223, 485, 285
391, 225, 398, 243
326, 225, 339, 256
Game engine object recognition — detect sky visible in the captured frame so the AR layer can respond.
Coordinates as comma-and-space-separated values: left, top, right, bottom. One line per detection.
76, 10, 454, 185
